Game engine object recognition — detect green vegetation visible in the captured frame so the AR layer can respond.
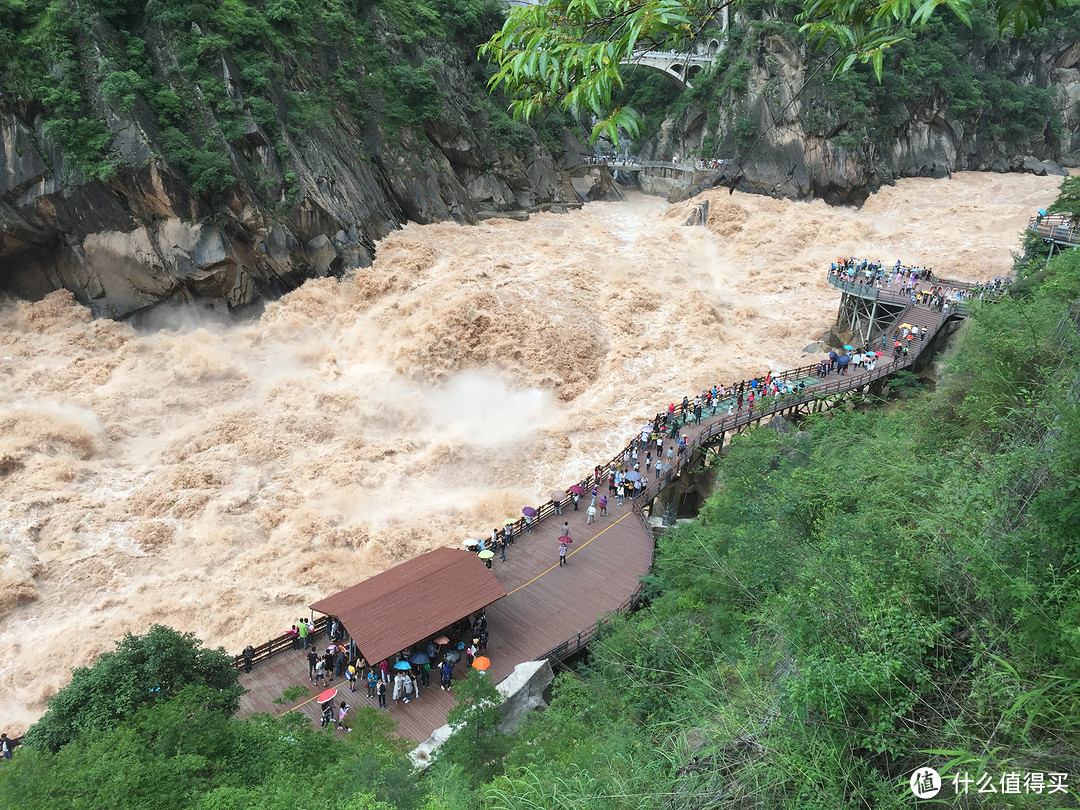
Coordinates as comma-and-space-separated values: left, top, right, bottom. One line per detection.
481, 0, 1066, 143
20, 625, 241, 754
616, 0, 1074, 159
0, 0, 537, 198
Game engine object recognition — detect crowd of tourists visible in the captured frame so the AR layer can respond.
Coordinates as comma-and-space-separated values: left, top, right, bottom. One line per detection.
284, 611, 492, 726
829, 257, 1011, 311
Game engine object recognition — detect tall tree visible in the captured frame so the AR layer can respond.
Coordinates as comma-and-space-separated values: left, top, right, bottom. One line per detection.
480, 0, 1062, 142
21, 625, 241, 753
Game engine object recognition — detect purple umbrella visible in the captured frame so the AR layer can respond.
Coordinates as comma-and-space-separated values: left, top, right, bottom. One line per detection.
522, 506, 537, 518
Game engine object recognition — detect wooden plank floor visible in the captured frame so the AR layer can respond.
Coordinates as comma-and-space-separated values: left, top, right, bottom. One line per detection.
237, 494, 654, 745
236, 303, 940, 746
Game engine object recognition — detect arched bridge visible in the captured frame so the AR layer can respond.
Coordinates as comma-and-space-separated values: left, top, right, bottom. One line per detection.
624, 49, 721, 89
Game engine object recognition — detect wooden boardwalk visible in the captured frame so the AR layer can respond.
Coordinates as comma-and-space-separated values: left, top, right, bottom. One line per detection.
235, 272, 970, 746
237, 499, 654, 745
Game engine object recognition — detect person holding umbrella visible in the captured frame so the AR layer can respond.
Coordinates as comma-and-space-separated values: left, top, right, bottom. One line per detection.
440, 659, 454, 690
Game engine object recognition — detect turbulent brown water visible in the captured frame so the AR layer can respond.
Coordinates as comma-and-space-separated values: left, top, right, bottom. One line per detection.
0, 172, 1059, 732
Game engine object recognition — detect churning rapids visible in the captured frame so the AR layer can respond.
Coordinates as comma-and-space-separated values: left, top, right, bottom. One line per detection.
0, 172, 1060, 732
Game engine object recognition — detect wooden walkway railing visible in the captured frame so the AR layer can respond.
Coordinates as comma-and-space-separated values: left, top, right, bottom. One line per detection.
1029, 214, 1080, 246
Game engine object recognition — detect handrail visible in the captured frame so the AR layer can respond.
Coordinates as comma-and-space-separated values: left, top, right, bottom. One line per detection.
1029, 215, 1080, 246
827, 273, 980, 315
232, 615, 328, 670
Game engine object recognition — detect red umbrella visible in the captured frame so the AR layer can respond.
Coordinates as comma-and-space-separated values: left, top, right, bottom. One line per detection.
873, 351, 884, 357
559, 535, 573, 544
317, 688, 337, 704
568, 484, 585, 495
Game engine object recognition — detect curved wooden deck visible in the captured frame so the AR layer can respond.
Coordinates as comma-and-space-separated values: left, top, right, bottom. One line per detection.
237, 500, 655, 744
235, 267, 978, 745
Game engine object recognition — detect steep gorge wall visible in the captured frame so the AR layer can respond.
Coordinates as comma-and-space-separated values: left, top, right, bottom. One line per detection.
0, 3, 611, 319
634, 11, 1080, 203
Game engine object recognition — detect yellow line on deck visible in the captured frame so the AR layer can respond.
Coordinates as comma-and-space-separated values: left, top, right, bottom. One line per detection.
506, 509, 634, 596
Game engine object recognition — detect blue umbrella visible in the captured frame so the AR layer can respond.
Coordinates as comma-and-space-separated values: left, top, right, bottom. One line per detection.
393, 660, 412, 670
409, 652, 430, 665
838, 355, 850, 366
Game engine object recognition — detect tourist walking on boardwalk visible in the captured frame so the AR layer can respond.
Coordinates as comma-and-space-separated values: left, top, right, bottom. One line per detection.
337, 701, 351, 731
377, 679, 387, 709
655, 459, 661, 480
587, 502, 597, 524
393, 672, 406, 703
559, 541, 568, 566
561, 521, 570, 538
617, 482, 625, 506
573, 491, 580, 510
367, 669, 378, 698
242, 645, 254, 674
403, 673, 415, 703
441, 660, 454, 690
599, 495, 608, 515
504, 523, 513, 546
307, 649, 318, 682
379, 658, 390, 682
498, 535, 506, 562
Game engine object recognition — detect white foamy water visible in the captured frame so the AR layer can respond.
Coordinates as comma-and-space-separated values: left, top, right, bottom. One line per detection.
0, 172, 1059, 733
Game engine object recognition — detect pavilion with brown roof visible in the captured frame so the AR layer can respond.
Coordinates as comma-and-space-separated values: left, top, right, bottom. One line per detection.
309, 547, 507, 665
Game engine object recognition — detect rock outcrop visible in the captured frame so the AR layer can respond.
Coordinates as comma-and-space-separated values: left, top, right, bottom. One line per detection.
0, 9, 619, 319
637, 23, 1077, 204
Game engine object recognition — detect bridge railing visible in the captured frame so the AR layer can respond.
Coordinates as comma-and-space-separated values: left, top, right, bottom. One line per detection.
1029, 214, 1080, 245
632, 50, 717, 63
827, 273, 988, 316
532, 307, 956, 665
232, 615, 328, 671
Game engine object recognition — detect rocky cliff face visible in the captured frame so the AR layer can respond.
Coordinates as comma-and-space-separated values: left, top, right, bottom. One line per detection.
0, 7, 601, 319
635, 17, 1079, 204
